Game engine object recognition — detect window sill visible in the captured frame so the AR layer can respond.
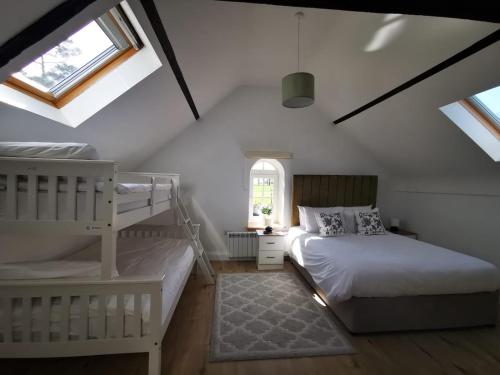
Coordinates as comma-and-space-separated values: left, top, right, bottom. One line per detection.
247, 223, 285, 231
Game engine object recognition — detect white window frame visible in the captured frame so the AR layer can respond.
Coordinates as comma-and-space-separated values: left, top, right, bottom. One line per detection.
248, 159, 283, 226
469, 95, 500, 131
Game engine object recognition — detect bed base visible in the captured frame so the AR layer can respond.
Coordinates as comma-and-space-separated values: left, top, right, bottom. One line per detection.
0, 227, 196, 375
291, 257, 499, 333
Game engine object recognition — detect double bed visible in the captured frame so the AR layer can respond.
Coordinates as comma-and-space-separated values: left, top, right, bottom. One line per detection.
289, 175, 499, 333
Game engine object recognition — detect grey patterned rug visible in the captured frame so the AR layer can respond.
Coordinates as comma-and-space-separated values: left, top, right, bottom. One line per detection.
210, 272, 354, 362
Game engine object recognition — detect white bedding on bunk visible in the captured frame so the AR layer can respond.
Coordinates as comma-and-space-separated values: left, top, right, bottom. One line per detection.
287, 226, 500, 302
0, 260, 101, 279
0, 188, 171, 221
0, 176, 172, 195
2, 236, 195, 341
0, 142, 99, 160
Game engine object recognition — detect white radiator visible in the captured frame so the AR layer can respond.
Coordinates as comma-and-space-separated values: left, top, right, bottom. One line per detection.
226, 232, 258, 259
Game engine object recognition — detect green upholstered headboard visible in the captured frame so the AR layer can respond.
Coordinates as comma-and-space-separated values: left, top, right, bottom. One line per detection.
291, 175, 378, 226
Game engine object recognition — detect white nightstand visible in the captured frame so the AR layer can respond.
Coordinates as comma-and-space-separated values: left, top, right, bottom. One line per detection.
256, 230, 286, 270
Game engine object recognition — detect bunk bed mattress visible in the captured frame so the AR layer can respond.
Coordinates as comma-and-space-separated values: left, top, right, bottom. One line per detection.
0, 189, 171, 220
2, 237, 195, 341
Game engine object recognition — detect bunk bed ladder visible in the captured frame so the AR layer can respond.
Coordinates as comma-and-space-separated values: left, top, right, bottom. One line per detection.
176, 194, 215, 285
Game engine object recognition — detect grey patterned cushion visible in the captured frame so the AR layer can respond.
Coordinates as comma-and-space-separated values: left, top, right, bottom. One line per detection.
355, 208, 386, 235
315, 212, 345, 237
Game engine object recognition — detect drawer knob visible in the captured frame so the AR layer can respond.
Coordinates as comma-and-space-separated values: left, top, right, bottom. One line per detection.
266, 242, 275, 245
266, 256, 276, 259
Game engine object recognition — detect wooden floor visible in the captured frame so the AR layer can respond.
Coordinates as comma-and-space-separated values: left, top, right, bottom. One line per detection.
3, 261, 500, 375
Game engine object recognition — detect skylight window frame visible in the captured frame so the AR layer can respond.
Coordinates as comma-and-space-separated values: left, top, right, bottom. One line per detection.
3, 5, 142, 109
469, 94, 500, 129
461, 98, 500, 141
48, 43, 120, 97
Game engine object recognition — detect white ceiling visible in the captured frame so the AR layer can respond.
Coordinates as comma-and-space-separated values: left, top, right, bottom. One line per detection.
0, 0, 499, 175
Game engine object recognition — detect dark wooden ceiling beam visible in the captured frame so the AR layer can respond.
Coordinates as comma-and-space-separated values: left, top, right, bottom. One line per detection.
0, 0, 98, 68
217, 1, 500, 24
140, 0, 200, 120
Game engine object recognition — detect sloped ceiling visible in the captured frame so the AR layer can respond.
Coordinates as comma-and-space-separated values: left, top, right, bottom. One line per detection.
0, 0, 499, 175
0, 0, 65, 46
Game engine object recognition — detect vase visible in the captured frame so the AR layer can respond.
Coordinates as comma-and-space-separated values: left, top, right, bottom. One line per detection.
264, 216, 272, 226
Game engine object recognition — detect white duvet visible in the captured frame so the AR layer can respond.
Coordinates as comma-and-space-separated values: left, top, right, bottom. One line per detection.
287, 227, 500, 302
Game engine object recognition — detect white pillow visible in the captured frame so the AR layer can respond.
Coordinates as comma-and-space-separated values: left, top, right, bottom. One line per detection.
299, 206, 343, 233
298, 206, 306, 229
315, 211, 345, 237
0, 142, 99, 160
355, 208, 386, 236
342, 205, 372, 233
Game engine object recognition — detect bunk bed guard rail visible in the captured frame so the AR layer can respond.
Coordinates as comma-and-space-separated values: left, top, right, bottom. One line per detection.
0, 157, 117, 233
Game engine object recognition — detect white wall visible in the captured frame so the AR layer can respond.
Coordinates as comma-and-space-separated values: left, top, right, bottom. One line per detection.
139, 86, 389, 258
384, 176, 500, 268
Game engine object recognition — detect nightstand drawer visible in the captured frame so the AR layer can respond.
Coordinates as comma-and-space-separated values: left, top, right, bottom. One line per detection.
258, 250, 283, 265
259, 236, 284, 250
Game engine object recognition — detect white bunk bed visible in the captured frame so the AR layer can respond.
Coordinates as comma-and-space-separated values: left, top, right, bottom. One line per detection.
0, 156, 179, 278
0, 154, 209, 375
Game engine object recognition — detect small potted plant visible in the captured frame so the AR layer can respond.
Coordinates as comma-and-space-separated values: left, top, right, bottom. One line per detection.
261, 206, 273, 226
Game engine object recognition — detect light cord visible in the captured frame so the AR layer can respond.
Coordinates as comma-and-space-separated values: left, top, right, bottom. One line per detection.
297, 13, 301, 71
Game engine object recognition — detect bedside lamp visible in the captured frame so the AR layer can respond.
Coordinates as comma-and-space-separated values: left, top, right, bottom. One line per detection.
390, 218, 400, 233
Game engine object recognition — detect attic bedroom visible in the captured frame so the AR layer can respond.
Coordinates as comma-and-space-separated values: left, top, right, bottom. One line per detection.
0, 1, 499, 374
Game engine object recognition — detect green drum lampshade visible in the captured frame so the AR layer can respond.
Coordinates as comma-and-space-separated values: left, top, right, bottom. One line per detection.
282, 72, 315, 108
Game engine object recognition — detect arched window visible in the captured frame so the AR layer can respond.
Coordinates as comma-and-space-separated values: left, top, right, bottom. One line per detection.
248, 159, 284, 227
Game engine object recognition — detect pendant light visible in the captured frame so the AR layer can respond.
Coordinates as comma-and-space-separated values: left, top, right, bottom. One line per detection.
282, 11, 314, 108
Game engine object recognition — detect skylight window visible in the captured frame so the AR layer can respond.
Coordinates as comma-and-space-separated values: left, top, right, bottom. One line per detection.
440, 85, 500, 162
470, 86, 500, 130
13, 22, 114, 95
0, 1, 161, 128
5, 5, 142, 107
